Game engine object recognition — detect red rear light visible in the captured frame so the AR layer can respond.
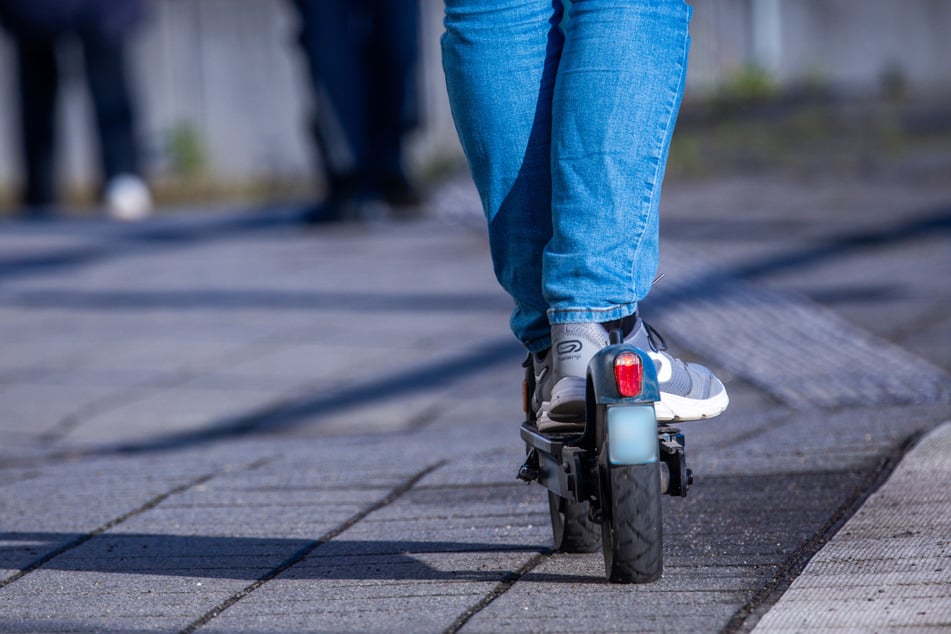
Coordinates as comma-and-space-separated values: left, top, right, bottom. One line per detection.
614, 352, 643, 397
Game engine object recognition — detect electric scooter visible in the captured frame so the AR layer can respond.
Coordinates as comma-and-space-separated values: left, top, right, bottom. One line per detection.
517, 329, 691, 583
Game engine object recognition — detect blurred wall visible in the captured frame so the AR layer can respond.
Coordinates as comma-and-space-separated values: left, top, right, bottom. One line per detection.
0, 0, 949, 198
689, 0, 951, 93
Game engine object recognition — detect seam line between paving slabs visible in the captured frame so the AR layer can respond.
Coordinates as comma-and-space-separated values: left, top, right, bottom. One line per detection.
720, 430, 925, 634
443, 551, 550, 634
0, 459, 273, 589
180, 460, 448, 634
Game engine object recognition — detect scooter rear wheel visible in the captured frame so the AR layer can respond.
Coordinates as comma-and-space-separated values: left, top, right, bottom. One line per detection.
600, 461, 663, 583
548, 491, 601, 553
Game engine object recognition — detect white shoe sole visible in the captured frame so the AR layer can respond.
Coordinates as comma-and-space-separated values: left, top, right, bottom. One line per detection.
653, 389, 730, 422
547, 377, 586, 422
542, 376, 730, 428
536, 404, 585, 433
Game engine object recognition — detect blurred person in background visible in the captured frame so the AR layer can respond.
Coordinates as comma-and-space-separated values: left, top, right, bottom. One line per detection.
0, 0, 151, 220
291, 0, 422, 223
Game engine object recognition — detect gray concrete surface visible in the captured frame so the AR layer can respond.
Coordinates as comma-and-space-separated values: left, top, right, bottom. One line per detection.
1, 171, 950, 632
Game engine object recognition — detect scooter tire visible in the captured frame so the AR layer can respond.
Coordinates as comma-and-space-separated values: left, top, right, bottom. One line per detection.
600, 461, 663, 583
548, 491, 601, 553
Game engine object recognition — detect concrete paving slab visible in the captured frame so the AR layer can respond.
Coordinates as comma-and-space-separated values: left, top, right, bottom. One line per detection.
753, 421, 951, 633
0, 440, 439, 631
651, 266, 950, 410
0, 383, 152, 447
458, 465, 874, 632
685, 403, 944, 476
200, 455, 547, 634
56, 385, 291, 447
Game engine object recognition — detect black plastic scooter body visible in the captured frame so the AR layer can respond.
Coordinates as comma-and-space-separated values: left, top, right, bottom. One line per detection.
519, 343, 664, 501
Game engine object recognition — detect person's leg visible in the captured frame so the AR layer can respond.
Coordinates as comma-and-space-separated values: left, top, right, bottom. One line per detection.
296, 0, 373, 211
80, 24, 139, 181
367, 0, 420, 205
543, 0, 726, 424
443, 0, 726, 427
546, 0, 691, 324
442, 0, 564, 353
14, 33, 59, 209
80, 23, 152, 220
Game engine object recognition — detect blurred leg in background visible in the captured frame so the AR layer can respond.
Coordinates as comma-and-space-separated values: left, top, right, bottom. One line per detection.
292, 0, 421, 223
0, 0, 151, 220
80, 15, 151, 220
12, 29, 59, 212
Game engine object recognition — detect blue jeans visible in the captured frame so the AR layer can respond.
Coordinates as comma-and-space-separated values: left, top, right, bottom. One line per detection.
442, 0, 691, 352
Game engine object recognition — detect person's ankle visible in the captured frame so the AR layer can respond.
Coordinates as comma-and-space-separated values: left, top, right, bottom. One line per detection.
600, 313, 637, 339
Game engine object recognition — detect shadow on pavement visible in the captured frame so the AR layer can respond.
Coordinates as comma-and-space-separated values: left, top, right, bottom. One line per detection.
0, 532, 551, 582
660, 203, 951, 292
645, 203, 951, 322
0, 206, 304, 282
56, 336, 522, 458
720, 204, 951, 282
0, 288, 511, 313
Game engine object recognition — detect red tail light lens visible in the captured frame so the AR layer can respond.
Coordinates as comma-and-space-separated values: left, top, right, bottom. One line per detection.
614, 352, 643, 397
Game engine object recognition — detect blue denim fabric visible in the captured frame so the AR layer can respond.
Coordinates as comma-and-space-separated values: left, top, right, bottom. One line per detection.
442, 0, 691, 353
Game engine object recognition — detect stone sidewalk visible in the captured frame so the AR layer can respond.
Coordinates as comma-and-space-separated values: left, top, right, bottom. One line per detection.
752, 420, 951, 633
0, 173, 949, 632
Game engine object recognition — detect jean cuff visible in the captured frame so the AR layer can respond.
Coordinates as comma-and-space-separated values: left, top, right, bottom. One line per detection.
547, 304, 638, 325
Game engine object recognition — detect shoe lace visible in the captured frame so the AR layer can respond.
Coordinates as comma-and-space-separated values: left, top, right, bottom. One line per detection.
642, 320, 669, 353
640, 275, 671, 354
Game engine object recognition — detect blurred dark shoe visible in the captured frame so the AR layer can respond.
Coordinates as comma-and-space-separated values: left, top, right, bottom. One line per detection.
12, 206, 58, 222
301, 192, 373, 225
301, 199, 348, 225
378, 172, 423, 209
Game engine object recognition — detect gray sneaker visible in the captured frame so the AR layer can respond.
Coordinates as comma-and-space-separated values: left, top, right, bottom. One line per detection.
547, 322, 612, 427
539, 317, 729, 431
532, 348, 594, 433
530, 348, 554, 418
625, 318, 730, 422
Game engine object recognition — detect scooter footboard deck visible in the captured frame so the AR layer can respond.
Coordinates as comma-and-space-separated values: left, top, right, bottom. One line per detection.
519, 425, 571, 499
519, 425, 598, 502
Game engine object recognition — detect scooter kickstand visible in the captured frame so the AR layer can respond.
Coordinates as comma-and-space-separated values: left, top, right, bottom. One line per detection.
517, 448, 540, 484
